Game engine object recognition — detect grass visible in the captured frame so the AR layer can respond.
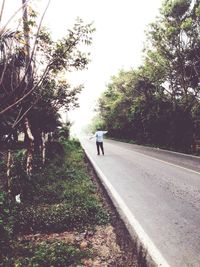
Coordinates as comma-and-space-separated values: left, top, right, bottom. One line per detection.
1, 139, 110, 266
11, 240, 93, 267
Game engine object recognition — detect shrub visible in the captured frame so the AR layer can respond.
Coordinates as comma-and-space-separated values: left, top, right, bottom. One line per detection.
14, 196, 110, 234
46, 141, 65, 161
14, 240, 93, 267
0, 191, 16, 264
10, 150, 30, 198
1, 139, 110, 266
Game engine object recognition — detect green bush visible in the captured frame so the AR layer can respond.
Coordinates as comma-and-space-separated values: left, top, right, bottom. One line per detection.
10, 150, 31, 198
0, 157, 6, 191
29, 177, 95, 205
20, 139, 98, 205
1, 139, 110, 266
15, 196, 110, 234
46, 141, 65, 161
14, 240, 93, 267
0, 191, 16, 264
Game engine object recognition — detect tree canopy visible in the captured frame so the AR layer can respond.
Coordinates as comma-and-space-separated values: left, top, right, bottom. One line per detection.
96, 0, 200, 153
0, 1, 95, 181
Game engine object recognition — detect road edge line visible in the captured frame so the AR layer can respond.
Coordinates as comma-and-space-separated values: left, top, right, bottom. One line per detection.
84, 149, 171, 267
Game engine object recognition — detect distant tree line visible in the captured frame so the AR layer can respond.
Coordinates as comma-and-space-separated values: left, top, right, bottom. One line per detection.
96, 0, 200, 153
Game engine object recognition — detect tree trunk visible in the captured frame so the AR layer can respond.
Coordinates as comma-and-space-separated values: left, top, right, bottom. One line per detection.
24, 117, 34, 175
41, 132, 47, 164
22, 0, 32, 81
22, 1, 34, 176
33, 128, 42, 155
6, 149, 12, 195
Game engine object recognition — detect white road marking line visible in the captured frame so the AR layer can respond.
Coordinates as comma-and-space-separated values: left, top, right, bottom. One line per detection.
85, 138, 200, 175
85, 149, 171, 267
128, 149, 200, 176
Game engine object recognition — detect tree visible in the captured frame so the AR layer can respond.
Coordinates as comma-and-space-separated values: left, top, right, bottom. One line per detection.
147, 0, 200, 106
97, 70, 137, 138
97, 0, 200, 151
0, 1, 95, 194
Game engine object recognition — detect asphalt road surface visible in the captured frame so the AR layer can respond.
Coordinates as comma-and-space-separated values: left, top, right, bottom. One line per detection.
81, 137, 200, 267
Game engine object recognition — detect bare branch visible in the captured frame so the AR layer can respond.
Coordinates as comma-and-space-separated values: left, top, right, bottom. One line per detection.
0, 64, 49, 115
12, 96, 40, 129
18, 0, 51, 94
0, 0, 5, 26
0, 0, 31, 35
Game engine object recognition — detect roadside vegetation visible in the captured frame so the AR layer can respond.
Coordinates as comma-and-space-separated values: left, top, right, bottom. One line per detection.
0, 1, 112, 266
0, 2, 138, 266
2, 0, 200, 265
92, 0, 200, 155
0, 139, 115, 266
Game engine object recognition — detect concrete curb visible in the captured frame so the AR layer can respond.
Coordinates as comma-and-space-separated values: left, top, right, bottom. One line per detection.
84, 148, 171, 267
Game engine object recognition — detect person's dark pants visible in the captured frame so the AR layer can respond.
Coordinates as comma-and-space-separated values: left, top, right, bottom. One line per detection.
96, 141, 104, 155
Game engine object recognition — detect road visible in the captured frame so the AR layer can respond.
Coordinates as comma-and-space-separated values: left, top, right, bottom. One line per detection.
81, 138, 200, 267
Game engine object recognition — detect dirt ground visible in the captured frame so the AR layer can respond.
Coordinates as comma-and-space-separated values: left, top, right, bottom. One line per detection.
20, 223, 138, 267
83, 155, 140, 267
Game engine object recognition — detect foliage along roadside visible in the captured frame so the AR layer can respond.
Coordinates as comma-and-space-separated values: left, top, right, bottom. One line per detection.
0, 1, 95, 189
93, 0, 200, 154
9, 241, 93, 267
0, 139, 110, 266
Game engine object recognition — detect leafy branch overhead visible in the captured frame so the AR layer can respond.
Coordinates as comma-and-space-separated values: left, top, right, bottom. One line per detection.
0, 2, 95, 146
0, 16, 95, 115
0, 1, 95, 181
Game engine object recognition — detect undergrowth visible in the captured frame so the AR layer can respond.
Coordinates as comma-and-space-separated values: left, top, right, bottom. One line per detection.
0, 139, 110, 266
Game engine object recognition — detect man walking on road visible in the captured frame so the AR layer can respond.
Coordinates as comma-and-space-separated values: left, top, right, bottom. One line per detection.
90, 129, 108, 155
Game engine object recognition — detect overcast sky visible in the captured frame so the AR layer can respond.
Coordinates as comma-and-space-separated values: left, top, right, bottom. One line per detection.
1, 0, 163, 134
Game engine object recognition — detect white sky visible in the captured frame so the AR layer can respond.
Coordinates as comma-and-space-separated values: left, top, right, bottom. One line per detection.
1, 0, 163, 134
